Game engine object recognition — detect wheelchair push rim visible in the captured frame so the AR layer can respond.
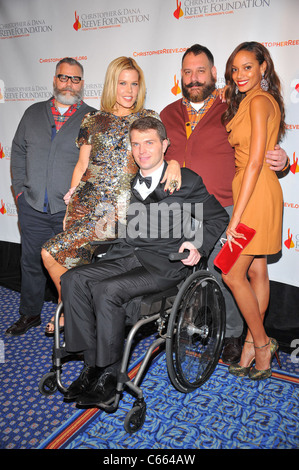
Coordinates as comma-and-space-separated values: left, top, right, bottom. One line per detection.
166, 270, 225, 393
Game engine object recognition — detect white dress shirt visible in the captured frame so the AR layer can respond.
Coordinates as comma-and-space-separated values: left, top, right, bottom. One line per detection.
134, 162, 165, 200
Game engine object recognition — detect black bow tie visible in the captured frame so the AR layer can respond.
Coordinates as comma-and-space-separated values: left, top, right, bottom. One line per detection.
138, 175, 152, 188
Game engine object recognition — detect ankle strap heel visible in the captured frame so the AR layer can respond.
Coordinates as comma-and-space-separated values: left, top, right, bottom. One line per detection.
249, 338, 281, 381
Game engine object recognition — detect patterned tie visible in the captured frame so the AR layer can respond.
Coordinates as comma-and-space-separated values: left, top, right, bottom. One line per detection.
138, 175, 152, 188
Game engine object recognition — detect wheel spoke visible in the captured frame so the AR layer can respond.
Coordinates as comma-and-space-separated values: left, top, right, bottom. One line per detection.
166, 271, 225, 392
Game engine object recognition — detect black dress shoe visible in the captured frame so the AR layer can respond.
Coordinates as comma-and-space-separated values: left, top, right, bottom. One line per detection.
76, 370, 117, 407
5, 315, 41, 336
64, 365, 101, 402
222, 336, 242, 364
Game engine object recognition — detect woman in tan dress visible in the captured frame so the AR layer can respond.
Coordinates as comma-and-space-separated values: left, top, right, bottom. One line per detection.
41, 57, 181, 334
221, 42, 285, 380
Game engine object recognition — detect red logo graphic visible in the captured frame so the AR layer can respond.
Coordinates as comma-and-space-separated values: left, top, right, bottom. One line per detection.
290, 152, 299, 174
284, 228, 295, 249
295, 83, 299, 93
0, 199, 7, 215
73, 11, 81, 31
0, 144, 4, 159
173, 0, 183, 19
171, 75, 181, 96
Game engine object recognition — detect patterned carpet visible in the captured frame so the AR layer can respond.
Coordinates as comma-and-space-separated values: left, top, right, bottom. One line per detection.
41, 355, 299, 450
1, 285, 298, 450
0, 287, 80, 449
0, 285, 165, 449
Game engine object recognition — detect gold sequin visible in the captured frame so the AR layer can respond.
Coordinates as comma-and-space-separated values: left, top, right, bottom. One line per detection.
43, 109, 159, 268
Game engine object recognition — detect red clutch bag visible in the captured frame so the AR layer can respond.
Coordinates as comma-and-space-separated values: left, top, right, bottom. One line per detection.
214, 223, 256, 274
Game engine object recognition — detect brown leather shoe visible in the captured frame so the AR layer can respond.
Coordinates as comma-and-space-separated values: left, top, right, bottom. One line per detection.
222, 336, 242, 364
5, 315, 41, 336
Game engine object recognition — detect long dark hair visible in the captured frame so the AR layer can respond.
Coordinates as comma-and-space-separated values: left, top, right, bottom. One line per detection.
222, 42, 285, 142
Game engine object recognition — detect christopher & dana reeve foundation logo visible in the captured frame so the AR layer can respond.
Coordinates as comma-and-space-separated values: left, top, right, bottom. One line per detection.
0, 18, 52, 39
0, 198, 18, 216
289, 152, 299, 175
290, 78, 299, 105
0, 142, 11, 161
284, 227, 299, 252
72, 7, 150, 31
0, 79, 52, 103
171, 75, 181, 96
0, 143, 7, 160
173, 0, 271, 19
0, 80, 5, 103
0, 200, 7, 215
0, 199, 17, 217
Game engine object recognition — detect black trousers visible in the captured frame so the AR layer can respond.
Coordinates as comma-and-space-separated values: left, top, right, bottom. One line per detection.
61, 254, 162, 368
17, 193, 65, 317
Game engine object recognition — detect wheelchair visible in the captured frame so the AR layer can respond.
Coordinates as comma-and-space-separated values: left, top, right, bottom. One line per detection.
39, 249, 226, 434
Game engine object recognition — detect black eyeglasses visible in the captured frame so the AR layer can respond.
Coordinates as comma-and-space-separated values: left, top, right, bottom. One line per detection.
56, 74, 82, 84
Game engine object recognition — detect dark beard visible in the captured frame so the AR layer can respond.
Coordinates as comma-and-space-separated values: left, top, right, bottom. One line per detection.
182, 79, 216, 103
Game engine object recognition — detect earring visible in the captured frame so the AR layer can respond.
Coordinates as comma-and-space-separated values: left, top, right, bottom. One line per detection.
260, 74, 269, 91
235, 87, 239, 95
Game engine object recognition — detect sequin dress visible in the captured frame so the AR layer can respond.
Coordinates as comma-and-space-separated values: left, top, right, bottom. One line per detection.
43, 109, 159, 268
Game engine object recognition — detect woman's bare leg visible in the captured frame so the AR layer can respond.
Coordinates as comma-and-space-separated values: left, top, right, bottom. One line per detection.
41, 249, 67, 332
222, 255, 271, 371
247, 256, 270, 322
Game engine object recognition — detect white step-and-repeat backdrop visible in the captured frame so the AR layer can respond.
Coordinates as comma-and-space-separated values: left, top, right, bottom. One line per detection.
0, 0, 298, 286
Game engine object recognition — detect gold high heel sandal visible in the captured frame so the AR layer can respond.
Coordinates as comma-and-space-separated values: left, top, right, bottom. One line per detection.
248, 338, 281, 381
228, 340, 255, 377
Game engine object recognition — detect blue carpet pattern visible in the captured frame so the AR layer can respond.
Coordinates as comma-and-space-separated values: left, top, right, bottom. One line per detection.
0, 286, 80, 449
42, 355, 299, 450
0, 286, 162, 449
1, 285, 299, 449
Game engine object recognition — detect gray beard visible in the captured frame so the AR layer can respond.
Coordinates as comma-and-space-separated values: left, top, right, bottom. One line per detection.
53, 85, 83, 106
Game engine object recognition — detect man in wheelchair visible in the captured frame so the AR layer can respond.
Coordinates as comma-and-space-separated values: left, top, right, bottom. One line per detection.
61, 116, 228, 407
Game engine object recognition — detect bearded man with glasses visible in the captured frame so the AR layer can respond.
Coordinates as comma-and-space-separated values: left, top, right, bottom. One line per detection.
6, 58, 96, 336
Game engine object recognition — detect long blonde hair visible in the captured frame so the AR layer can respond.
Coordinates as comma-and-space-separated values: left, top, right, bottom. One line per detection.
100, 57, 146, 114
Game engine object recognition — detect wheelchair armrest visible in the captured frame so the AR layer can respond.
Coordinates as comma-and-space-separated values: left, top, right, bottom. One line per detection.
168, 251, 207, 270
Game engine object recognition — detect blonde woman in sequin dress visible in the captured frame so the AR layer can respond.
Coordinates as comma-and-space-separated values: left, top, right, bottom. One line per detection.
42, 57, 181, 335
221, 42, 285, 380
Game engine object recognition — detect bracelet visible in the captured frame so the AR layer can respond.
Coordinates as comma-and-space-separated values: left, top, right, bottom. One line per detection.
280, 156, 290, 172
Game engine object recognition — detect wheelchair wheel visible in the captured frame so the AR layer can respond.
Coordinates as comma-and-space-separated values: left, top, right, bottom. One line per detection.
39, 372, 58, 396
124, 400, 147, 434
166, 270, 225, 393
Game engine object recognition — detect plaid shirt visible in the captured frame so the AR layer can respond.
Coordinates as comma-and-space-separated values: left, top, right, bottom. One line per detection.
50, 97, 83, 132
182, 89, 218, 133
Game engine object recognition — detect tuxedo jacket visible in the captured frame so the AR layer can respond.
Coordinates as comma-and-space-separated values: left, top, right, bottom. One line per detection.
103, 162, 228, 289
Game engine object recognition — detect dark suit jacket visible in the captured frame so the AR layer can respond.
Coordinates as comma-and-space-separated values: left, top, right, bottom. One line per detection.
103, 162, 228, 289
